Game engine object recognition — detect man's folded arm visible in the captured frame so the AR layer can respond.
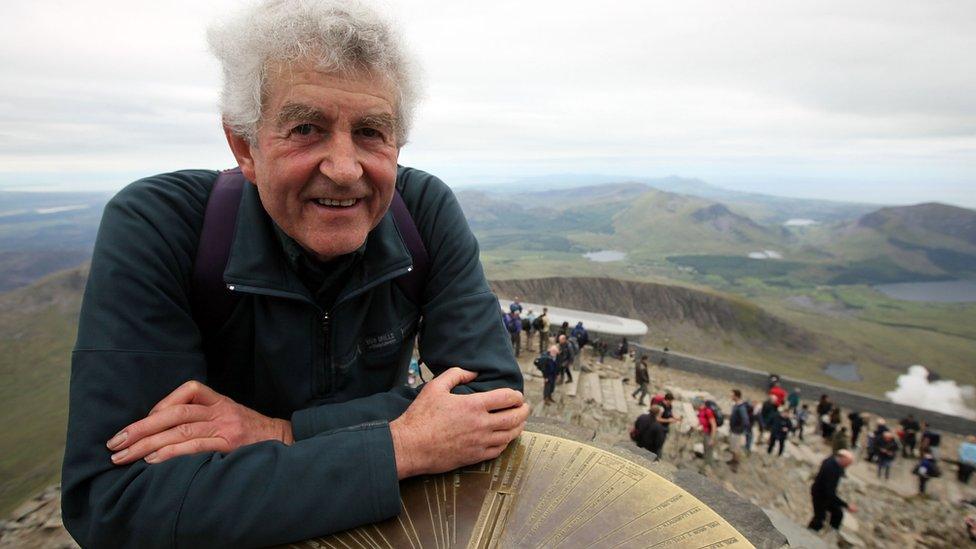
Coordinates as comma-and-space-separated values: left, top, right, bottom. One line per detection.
63, 354, 401, 547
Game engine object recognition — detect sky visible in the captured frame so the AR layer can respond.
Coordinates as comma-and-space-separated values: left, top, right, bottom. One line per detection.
1, 0, 974, 207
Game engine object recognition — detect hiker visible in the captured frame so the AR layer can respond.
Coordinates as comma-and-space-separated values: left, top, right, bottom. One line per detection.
595, 339, 608, 363
570, 321, 589, 349
795, 404, 810, 442
633, 405, 667, 459
808, 450, 857, 532
695, 397, 718, 473
750, 399, 764, 446
558, 321, 570, 338
914, 452, 941, 495
957, 435, 976, 485
768, 409, 791, 457
60, 2, 527, 545
768, 381, 786, 408
729, 389, 751, 470
866, 418, 889, 462
759, 396, 778, 444
504, 310, 521, 357
523, 309, 536, 352
822, 407, 841, 441
632, 356, 650, 405
848, 411, 865, 449
876, 431, 899, 480
816, 394, 833, 434
613, 337, 629, 360
787, 387, 801, 414
538, 345, 559, 405
534, 307, 550, 351
656, 392, 682, 458
831, 426, 850, 454
900, 414, 920, 458
556, 334, 574, 384
920, 422, 942, 459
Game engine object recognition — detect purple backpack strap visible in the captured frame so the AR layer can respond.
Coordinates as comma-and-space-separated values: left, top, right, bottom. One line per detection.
190, 167, 245, 337
389, 191, 429, 307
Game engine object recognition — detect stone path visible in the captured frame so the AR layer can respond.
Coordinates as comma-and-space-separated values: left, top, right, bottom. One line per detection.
580, 372, 603, 404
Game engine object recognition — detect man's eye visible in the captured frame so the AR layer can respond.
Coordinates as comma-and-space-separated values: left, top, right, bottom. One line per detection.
291, 124, 316, 136
357, 127, 384, 139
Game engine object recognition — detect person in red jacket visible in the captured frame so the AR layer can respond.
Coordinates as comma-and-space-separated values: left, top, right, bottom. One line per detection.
695, 397, 718, 474
769, 381, 787, 408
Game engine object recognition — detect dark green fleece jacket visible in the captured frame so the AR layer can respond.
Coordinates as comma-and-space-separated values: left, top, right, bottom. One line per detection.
61, 166, 522, 548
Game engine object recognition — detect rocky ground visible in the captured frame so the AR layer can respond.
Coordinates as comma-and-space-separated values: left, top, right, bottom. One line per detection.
518, 345, 976, 548
4, 347, 975, 548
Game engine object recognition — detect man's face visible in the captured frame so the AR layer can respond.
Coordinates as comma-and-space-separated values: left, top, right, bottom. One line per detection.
234, 64, 400, 261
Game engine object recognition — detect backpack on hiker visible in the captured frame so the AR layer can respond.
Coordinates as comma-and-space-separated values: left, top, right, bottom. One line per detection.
533, 353, 548, 372
705, 400, 725, 427
532, 316, 544, 331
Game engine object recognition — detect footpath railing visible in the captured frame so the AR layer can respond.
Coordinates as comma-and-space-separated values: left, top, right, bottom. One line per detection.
631, 344, 976, 436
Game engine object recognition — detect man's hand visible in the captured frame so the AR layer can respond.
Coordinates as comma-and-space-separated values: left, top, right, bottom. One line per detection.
847, 503, 858, 513
106, 381, 293, 465
389, 368, 530, 479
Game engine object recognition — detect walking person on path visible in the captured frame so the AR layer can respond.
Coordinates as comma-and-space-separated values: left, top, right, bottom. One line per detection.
848, 411, 865, 449
876, 431, 899, 480
808, 450, 857, 532
729, 390, 751, 471
767, 409, 790, 457
539, 345, 559, 405
632, 356, 650, 405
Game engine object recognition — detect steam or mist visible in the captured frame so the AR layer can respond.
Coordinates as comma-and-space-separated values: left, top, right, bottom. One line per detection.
886, 365, 976, 420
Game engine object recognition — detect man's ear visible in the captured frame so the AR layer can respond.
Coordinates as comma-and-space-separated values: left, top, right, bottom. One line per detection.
223, 125, 258, 182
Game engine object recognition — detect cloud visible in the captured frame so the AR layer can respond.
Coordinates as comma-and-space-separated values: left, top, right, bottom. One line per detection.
1, 0, 974, 205
885, 365, 976, 420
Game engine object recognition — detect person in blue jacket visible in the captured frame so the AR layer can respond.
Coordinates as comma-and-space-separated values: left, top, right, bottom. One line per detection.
60, 1, 527, 547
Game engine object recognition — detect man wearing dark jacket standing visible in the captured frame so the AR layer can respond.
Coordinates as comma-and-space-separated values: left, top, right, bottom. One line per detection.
808, 450, 857, 532
60, 2, 527, 547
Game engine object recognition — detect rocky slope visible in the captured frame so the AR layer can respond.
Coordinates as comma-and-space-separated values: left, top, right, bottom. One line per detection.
517, 349, 976, 548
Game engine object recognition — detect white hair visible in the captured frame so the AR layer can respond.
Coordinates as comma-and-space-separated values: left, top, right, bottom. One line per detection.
207, 0, 421, 144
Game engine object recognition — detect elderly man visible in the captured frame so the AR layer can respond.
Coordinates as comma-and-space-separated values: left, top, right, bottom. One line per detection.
60, 1, 527, 547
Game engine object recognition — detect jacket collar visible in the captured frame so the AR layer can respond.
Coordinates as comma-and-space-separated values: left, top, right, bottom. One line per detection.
223, 179, 413, 304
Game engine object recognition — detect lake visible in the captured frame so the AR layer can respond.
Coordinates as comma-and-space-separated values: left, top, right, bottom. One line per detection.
583, 250, 626, 262
874, 280, 976, 303
824, 363, 862, 382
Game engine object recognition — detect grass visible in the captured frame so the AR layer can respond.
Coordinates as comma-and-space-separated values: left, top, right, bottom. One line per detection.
0, 296, 77, 516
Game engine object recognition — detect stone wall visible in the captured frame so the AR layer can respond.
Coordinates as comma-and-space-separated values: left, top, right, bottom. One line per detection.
632, 344, 976, 435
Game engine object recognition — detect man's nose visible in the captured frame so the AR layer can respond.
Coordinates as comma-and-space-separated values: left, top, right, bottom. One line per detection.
320, 132, 363, 185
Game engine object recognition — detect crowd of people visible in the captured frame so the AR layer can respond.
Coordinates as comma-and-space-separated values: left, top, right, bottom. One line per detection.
625, 364, 976, 538
504, 300, 976, 540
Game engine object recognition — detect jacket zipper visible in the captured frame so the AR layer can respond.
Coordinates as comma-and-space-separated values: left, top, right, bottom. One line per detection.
225, 263, 412, 396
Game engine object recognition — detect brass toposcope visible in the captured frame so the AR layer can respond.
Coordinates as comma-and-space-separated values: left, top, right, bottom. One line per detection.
286, 430, 754, 548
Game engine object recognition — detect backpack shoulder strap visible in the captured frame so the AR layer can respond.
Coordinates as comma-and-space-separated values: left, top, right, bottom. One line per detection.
190, 168, 245, 338
389, 191, 429, 307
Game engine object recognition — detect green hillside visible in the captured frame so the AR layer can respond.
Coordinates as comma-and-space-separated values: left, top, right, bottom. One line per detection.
0, 266, 85, 516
